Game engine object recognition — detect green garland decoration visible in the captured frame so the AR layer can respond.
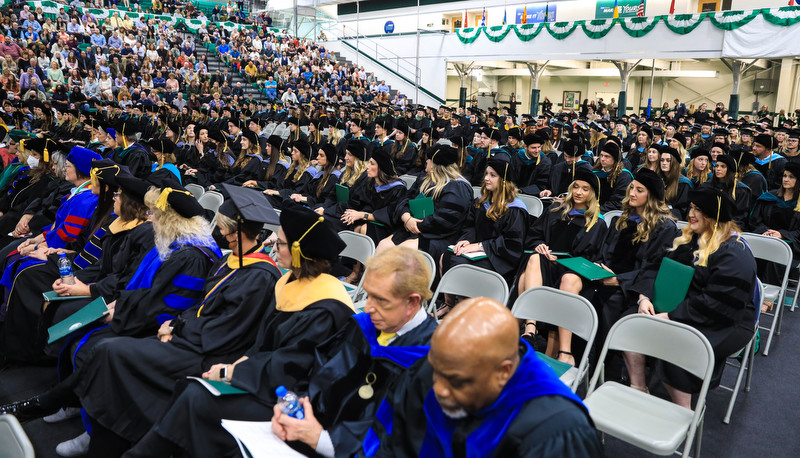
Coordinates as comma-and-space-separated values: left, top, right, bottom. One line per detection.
619, 16, 661, 38
455, 27, 483, 44
484, 25, 512, 42
546, 21, 579, 40
581, 18, 618, 39
761, 6, 800, 27
512, 23, 545, 41
707, 9, 760, 30
663, 13, 708, 34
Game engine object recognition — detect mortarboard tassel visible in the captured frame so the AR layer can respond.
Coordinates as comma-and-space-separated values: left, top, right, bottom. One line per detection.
291, 216, 324, 268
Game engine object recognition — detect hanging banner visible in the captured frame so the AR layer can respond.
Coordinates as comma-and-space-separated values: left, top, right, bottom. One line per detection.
515, 4, 557, 24
596, 0, 643, 19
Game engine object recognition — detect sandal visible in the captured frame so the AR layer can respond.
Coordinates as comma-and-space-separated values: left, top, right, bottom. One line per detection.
436, 303, 453, 319
630, 384, 650, 394
557, 350, 575, 367
521, 322, 548, 352
761, 301, 775, 313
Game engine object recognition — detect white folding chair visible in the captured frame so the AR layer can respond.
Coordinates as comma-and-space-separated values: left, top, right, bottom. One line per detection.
603, 210, 622, 223
584, 314, 714, 458
337, 231, 376, 302
418, 250, 436, 288
0, 415, 35, 458
719, 279, 763, 424
516, 194, 544, 217
198, 190, 224, 215
429, 264, 509, 321
262, 123, 277, 137
511, 287, 598, 392
185, 183, 205, 199
472, 186, 482, 199
399, 174, 417, 189
740, 233, 792, 356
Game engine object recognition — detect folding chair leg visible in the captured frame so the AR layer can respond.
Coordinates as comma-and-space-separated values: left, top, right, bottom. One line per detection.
745, 334, 756, 392
762, 301, 782, 356
723, 340, 751, 424
694, 416, 704, 458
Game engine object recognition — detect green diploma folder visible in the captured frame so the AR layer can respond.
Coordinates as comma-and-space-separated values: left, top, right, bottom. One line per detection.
43, 290, 91, 302
556, 257, 616, 281
335, 184, 350, 203
47, 297, 108, 344
536, 351, 573, 378
409, 197, 434, 219
187, 377, 248, 396
652, 258, 695, 313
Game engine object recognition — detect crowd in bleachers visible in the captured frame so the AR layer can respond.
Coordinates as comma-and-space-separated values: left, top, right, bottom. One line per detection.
0, 0, 792, 456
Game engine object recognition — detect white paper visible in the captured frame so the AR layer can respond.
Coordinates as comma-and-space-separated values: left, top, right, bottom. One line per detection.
221, 420, 305, 458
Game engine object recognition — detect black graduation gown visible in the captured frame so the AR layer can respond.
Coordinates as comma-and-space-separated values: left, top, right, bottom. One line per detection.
255, 159, 290, 191
596, 216, 680, 335
273, 166, 318, 203
520, 204, 608, 290
110, 143, 156, 179
514, 152, 552, 196
443, 200, 527, 279
305, 170, 340, 209
392, 178, 473, 263
73, 251, 283, 442
754, 153, 787, 190
375, 354, 603, 458
392, 142, 418, 176
549, 160, 593, 197
662, 236, 757, 391
701, 182, 752, 228
143, 296, 354, 458
306, 313, 438, 457
0, 174, 51, 236
740, 169, 768, 201
747, 191, 800, 249
596, 168, 633, 213
665, 176, 693, 221
323, 172, 370, 227
0, 220, 153, 362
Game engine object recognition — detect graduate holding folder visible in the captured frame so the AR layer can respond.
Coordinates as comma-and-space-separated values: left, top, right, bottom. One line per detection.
625, 187, 756, 408
439, 154, 528, 317
517, 169, 607, 364
594, 168, 680, 350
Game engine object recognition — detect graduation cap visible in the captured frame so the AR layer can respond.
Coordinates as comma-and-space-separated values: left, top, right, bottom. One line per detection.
220, 183, 280, 268
154, 187, 205, 219
115, 171, 150, 204
633, 168, 665, 201
280, 203, 346, 267
20, 137, 63, 163
713, 128, 730, 137
147, 167, 183, 190
346, 140, 368, 161
429, 144, 459, 166
293, 139, 312, 159
67, 146, 102, 176
90, 158, 126, 188
507, 127, 523, 141
370, 143, 396, 177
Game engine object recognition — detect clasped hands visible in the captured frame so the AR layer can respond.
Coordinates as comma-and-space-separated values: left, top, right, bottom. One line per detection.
452, 240, 481, 256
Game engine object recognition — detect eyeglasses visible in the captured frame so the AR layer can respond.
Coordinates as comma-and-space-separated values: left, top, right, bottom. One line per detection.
275, 239, 288, 248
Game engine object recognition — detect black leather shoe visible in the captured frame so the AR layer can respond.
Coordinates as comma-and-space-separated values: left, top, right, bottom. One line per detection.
0, 396, 58, 422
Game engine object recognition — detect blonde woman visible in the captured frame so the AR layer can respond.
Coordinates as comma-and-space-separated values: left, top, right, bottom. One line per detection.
518, 169, 608, 362
594, 168, 679, 360
263, 140, 318, 205
379, 144, 473, 265
667, 132, 689, 165
390, 123, 418, 175
684, 149, 712, 187
627, 187, 755, 406
659, 146, 693, 219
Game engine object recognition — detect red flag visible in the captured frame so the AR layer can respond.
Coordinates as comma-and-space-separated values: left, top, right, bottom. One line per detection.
670, 0, 676, 14
521, 5, 527, 24
791, 0, 796, 6
464, 10, 468, 27
637, 0, 645, 17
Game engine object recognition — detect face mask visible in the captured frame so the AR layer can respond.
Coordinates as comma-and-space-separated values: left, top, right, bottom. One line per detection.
27, 155, 39, 168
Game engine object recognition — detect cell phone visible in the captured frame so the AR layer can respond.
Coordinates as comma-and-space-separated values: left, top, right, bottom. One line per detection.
219, 366, 228, 380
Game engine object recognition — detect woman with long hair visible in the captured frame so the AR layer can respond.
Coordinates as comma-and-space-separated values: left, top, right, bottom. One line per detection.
705, 154, 752, 227
290, 144, 339, 210
390, 122, 418, 176
263, 140, 319, 206
441, 154, 528, 310
594, 168, 680, 348
379, 144, 473, 265
626, 187, 755, 406
684, 149, 712, 187
594, 141, 633, 212
639, 144, 661, 172
627, 124, 652, 170
517, 170, 608, 363
242, 135, 289, 191
658, 146, 693, 220
667, 132, 689, 165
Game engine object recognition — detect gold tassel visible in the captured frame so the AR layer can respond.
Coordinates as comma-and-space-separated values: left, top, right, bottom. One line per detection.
122, 122, 128, 149
700, 196, 722, 267
156, 187, 173, 212
19, 139, 25, 154
90, 167, 99, 189
291, 216, 324, 268
43, 140, 49, 163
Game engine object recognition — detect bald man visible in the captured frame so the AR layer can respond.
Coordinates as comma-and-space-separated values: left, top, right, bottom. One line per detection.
376, 297, 602, 457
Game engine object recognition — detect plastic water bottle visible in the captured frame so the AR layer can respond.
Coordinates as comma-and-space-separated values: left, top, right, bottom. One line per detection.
58, 253, 75, 285
275, 386, 305, 420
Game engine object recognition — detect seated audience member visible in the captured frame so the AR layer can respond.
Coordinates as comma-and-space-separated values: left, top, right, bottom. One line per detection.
626, 187, 756, 406
684, 148, 712, 187
517, 170, 608, 363
702, 154, 752, 227
514, 132, 552, 196
122, 204, 355, 457
659, 145, 693, 220
593, 141, 633, 212
542, 134, 592, 198
439, 154, 527, 317
374, 297, 603, 457
269, 246, 438, 457
595, 169, 680, 346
